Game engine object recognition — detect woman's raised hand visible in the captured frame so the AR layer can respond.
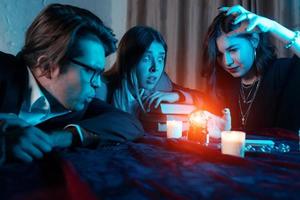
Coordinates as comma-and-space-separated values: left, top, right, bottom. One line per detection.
219, 5, 274, 33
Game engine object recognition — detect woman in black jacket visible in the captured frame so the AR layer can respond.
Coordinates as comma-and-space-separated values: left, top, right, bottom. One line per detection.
202, 5, 300, 132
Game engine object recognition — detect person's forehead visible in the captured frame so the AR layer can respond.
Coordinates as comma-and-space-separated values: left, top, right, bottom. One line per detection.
146, 41, 165, 54
216, 34, 244, 50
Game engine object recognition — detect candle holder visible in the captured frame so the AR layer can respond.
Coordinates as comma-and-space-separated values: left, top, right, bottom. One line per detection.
188, 110, 209, 144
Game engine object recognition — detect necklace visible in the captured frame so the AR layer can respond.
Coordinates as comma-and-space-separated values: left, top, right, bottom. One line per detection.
238, 78, 261, 128
240, 79, 260, 103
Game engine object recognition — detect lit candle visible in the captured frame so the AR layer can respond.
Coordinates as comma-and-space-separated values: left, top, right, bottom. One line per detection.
166, 120, 183, 138
221, 131, 246, 157
188, 110, 208, 143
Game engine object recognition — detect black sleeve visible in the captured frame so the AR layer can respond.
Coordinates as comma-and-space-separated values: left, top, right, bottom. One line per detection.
77, 99, 145, 142
172, 83, 205, 108
275, 55, 300, 131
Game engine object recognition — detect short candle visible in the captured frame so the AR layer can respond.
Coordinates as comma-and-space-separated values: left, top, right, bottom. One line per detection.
167, 120, 183, 138
221, 131, 246, 157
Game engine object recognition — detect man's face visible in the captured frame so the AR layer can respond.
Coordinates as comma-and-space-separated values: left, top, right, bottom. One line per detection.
136, 41, 166, 91
53, 34, 105, 111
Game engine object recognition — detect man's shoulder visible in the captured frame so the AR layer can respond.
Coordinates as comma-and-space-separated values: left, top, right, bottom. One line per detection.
0, 52, 28, 113
0, 51, 18, 65
85, 98, 140, 120
0, 51, 23, 75
87, 98, 123, 113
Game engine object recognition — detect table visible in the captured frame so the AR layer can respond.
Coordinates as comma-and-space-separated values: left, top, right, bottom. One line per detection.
1, 129, 299, 200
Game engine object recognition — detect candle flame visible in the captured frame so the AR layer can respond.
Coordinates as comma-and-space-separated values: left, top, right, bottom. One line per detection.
189, 110, 209, 128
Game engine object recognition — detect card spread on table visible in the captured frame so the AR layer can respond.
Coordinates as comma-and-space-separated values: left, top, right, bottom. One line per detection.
245, 139, 275, 147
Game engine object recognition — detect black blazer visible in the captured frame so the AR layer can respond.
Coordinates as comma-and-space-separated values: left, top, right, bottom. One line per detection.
0, 51, 144, 143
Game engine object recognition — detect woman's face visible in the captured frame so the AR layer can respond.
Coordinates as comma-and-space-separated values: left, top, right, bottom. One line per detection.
216, 34, 255, 78
136, 41, 166, 90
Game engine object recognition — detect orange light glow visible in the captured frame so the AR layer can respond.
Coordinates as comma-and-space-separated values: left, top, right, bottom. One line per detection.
189, 110, 209, 128
188, 110, 209, 143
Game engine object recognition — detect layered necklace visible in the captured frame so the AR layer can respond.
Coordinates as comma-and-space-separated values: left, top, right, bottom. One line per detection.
238, 78, 261, 128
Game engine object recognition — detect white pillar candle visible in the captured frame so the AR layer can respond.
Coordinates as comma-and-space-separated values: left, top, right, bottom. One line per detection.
221, 131, 246, 157
167, 120, 183, 138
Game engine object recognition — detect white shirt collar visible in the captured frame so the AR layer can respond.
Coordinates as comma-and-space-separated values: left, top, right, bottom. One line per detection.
26, 67, 50, 113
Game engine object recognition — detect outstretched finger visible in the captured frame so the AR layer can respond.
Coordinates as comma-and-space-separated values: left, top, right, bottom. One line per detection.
226, 5, 246, 15
246, 19, 259, 32
218, 6, 229, 12
147, 93, 161, 109
29, 127, 53, 146
154, 97, 163, 108
144, 91, 159, 101
24, 145, 44, 159
139, 88, 145, 97
30, 132, 52, 153
18, 137, 44, 159
12, 146, 33, 162
233, 13, 249, 25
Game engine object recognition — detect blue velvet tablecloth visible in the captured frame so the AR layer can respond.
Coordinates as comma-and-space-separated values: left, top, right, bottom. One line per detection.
1, 129, 299, 200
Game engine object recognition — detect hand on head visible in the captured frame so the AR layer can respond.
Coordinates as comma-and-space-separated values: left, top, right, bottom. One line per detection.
219, 5, 274, 33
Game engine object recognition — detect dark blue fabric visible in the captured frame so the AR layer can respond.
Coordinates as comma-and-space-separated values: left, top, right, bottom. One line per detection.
1, 129, 300, 200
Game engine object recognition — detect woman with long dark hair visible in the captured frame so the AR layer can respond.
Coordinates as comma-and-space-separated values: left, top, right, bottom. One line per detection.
103, 25, 201, 115
202, 5, 300, 132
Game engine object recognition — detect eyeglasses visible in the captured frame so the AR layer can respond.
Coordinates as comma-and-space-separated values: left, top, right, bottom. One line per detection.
69, 58, 104, 85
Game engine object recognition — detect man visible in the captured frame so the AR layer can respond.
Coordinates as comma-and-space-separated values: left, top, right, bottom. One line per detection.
0, 4, 144, 164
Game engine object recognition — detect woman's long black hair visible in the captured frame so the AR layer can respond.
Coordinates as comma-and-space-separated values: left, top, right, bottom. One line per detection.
201, 12, 276, 108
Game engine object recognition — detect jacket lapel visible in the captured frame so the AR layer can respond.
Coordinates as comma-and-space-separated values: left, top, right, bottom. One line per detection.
1, 58, 28, 114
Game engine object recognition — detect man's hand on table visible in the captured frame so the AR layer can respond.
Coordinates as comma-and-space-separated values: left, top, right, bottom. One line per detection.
0, 113, 73, 163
